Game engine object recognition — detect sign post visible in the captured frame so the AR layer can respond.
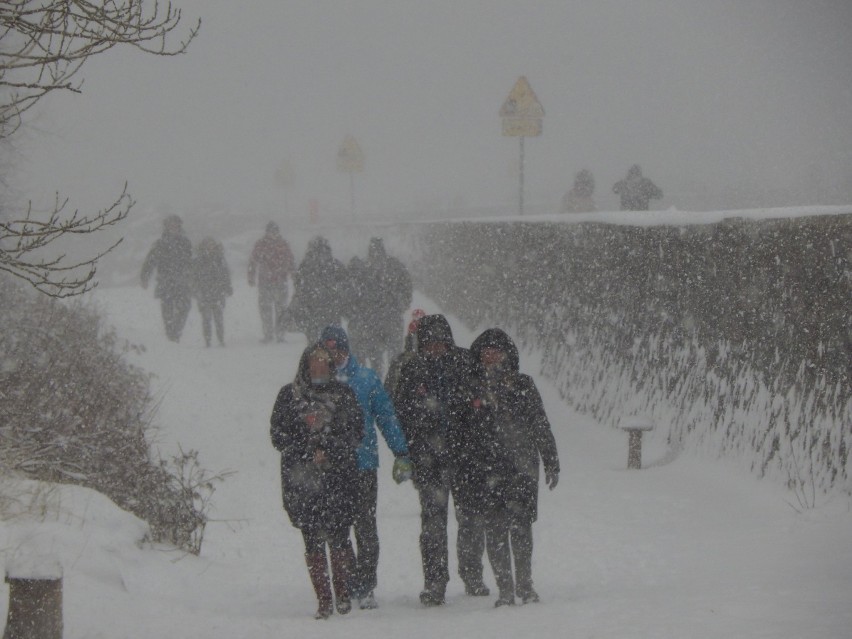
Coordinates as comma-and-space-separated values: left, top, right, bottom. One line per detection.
499, 76, 544, 215
337, 135, 364, 219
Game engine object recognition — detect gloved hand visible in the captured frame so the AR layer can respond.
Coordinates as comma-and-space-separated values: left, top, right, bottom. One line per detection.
392, 456, 413, 484
545, 467, 559, 490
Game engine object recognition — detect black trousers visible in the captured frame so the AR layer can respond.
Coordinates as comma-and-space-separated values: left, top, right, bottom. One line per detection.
160, 293, 191, 342
415, 470, 451, 591
485, 512, 535, 597
454, 500, 486, 587
351, 470, 380, 596
301, 525, 351, 554
197, 299, 225, 346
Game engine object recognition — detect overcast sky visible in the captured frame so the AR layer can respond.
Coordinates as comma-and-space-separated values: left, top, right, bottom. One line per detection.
16, 0, 852, 223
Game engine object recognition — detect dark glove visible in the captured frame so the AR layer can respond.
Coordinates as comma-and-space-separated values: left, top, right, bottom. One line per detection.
545, 467, 559, 490
392, 456, 413, 484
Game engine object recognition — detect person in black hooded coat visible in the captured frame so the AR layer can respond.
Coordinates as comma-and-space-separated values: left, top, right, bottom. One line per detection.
469, 328, 560, 607
392, 314, 488, 606
270, 343, 364, 619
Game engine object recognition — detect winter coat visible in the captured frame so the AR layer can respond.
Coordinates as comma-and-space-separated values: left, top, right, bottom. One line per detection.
289, 237, 346, 339
248, 232, 294, 291
336, 353, 408, 471
192, 239, 232, 305
345, 241, 412, 346
270, 348, 364, 531
612, 165, 662, 211
392, 315, 481, 488
469, 328, 560, 523
140, 231, 193, 300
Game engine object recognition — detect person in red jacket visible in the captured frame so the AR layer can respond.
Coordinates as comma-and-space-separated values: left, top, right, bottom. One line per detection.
248, 222, 295, 343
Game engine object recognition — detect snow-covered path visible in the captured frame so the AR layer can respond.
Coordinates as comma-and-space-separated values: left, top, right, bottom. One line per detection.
9, 281, 849, 638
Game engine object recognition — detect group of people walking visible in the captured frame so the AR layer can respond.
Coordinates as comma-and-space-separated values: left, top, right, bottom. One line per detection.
269, 313, 560, 619
140, 215, 232, 347
560, 164, 663, 213
140, 217, 410, 365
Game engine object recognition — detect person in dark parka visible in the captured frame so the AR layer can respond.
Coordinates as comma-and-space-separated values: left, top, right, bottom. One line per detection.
140, 214, 193, 342
192, 237, 232, 347
612, 164, 663, 211
270, 343, 364, 619
287, 236, 346, 342
469, 328, 560, 607
392, 314, 488, 606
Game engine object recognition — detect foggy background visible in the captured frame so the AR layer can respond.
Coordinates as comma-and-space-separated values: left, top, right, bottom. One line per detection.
13, 0, 852, 224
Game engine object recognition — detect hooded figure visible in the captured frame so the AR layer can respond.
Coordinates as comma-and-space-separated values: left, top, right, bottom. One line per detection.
560, 169, 597, 213
248, 221, 295, 343
288, 236, 347, 342
345, 237, 412, 376
612, 164, 663, 211
140, 214, 193, 342
270, 343, 364, 619
192, 237, 232, 347
392, 314, 488, 606
469, 328, 560, 606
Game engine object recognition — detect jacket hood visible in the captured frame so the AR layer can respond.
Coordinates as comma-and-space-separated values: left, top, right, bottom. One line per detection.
294, 343, 337, 388
416, 314, 455, 350
470, 328, 519, 372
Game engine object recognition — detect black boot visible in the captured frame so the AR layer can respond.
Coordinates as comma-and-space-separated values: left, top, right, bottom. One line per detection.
305, 552, 333, 619
330, 547, 353, 614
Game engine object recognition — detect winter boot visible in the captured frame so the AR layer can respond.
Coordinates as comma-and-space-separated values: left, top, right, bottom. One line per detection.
329, 548, 352, 614
419, 582, 446, 607
305, 552, 333, 620
359, 590, 378, 610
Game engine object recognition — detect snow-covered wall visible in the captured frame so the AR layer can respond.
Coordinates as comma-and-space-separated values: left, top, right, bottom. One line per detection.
405, 209, 852, 496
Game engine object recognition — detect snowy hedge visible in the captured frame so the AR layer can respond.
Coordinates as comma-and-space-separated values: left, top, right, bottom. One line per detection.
407, 211, 852, 496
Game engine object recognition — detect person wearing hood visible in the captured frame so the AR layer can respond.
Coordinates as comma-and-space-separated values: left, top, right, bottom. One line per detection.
288, 236, 346, 342
392, 314, 488, 606
345, 237, 412, 376
469, 328, 560, 607
270, 343, 364, 620
612, 164, 663, 211
319, 325, 412, 610
192, 236, 232, 347
384, 308, 427, 398
140, 214, 193, 342
248, 221, 295, 343
560, 168, 597, 214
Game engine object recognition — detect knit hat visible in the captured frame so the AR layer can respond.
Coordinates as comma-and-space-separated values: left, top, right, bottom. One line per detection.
320, 325, 349, 353
407, 308, 427, 335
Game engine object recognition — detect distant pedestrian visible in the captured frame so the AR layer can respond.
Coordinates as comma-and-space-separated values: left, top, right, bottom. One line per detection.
270, 343, 364, 620
248, 222, 295, 343
140, 214, 193, 342
346, 238, 412, 376
288, 236, 346, 342
320, 325, 412, 610
192, 237, 232, 347
560, 169, 597, 213
469, 328, 560, 607
612, 164, 662, 211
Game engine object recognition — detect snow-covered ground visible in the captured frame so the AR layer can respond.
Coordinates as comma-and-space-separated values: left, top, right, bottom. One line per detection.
1, 281, 850, 638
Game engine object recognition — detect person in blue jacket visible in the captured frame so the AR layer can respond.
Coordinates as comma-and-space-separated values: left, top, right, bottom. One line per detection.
320, 325, 413, 610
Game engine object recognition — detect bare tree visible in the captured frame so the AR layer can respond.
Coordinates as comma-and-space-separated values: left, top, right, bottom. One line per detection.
0, 0, 200, 296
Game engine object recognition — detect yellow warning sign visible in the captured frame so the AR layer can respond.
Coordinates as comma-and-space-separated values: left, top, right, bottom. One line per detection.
337, 135, 364, 173
500, 76, 544, 137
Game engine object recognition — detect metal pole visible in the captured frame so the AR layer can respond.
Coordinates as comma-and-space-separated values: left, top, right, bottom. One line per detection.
519, 136, 525, 215
349, 171, 355, 220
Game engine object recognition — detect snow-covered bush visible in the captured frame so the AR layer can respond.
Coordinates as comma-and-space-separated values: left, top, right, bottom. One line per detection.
0, 276, 218, 552
412, 213, 852, 498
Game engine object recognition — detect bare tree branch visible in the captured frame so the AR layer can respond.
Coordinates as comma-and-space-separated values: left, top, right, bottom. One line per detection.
0, 1, 200, 296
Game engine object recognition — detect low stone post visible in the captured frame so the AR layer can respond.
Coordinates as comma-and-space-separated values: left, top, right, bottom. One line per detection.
620, 419, 655, 470
3, 556, 63, 639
